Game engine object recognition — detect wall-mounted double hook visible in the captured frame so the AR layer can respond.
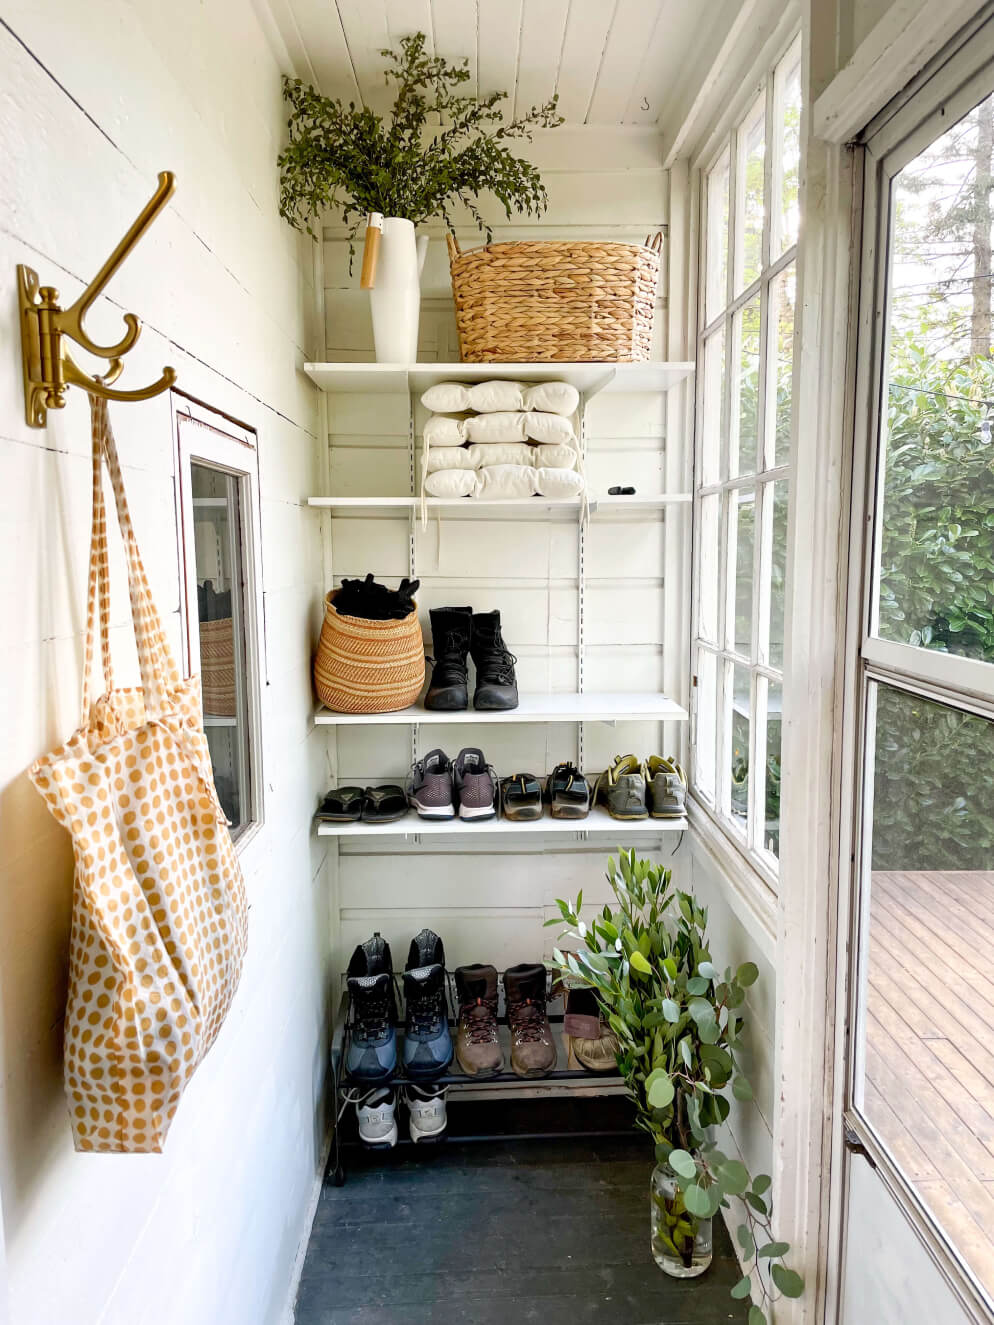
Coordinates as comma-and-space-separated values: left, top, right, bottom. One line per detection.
17, 170, 178, 427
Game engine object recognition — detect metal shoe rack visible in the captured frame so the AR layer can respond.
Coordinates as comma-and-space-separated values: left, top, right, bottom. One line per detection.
328, 969, 628, 1185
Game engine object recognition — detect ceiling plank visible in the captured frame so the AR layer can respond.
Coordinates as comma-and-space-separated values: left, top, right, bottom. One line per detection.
477, 0, 523, 104
513, 0, 570, 119
622, 0, 701, 126
585, 0, 660, 124
554, 0, 618, 124
385, 0, 434, 50
431, 0, 479, 100
287, 0, 360, 97
334, 0, 394, 115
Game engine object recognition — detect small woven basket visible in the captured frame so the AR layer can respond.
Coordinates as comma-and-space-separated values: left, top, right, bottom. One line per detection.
313, 591, 425, 714
446, 233, 662, 363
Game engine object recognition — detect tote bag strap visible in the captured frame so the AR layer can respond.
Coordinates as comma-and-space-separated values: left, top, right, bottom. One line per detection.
84, 394, 181, 721
81, 423, 116, 715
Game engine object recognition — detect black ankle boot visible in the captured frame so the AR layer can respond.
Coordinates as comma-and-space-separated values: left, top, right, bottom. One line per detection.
470, 610, 518, 711
425, 606, 472, 711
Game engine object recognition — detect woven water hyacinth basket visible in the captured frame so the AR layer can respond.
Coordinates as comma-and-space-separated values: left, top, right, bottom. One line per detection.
199, 618, 237, 716
446, 233, 662, 363
313, 590, 425, 713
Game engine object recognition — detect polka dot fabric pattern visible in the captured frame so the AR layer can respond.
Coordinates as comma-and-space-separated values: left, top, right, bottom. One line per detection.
28, 396, 248, 1153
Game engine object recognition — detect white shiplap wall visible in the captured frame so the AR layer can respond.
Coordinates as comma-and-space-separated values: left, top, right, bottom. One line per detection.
319, 130, 694, 976
0, 3, 333, 1324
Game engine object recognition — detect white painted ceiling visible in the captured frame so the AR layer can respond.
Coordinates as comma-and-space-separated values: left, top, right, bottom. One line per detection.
272, 0, 740, 131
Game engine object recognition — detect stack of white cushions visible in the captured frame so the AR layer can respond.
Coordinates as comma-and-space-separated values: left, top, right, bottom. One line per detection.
420, 380, 585, 501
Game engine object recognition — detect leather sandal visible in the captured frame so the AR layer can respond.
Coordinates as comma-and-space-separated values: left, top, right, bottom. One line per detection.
316, 786, 363, 821
361, 785, 409, 823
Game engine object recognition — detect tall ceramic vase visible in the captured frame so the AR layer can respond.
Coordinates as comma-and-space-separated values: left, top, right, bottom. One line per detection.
369, 217, 429, 363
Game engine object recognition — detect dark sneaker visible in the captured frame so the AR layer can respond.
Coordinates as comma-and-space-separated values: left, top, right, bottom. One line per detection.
425, 606, 472, 711
504, 963, 557, 1078
453, 748, 499, 821
594, 754, 648, 820
645, 756, 688, 819
406, 1083, 447, 1142
500, 773, 543, 821
346, 934, 397, 1082
546, 762, 590, 819
402, 928, 453, 1080
470, 610, 518, 710
407, 749, 456, 820
455, 964, 503, 1077
356, 1086, 398, 1148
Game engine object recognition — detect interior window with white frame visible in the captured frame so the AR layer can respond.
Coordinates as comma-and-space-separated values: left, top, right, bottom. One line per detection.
174, 397, 265, 844
692, 35, 801, 878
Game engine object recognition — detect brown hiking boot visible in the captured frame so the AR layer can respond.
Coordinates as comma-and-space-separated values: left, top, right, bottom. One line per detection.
455, 964, 503, 1077
504, 963, 557, 1078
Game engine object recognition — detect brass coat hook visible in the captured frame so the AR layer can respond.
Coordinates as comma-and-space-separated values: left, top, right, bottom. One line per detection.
18, 171, 178, 427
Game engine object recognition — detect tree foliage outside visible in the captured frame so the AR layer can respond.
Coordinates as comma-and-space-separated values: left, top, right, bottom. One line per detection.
869, 93, 994, 870
278, 32, 562, 251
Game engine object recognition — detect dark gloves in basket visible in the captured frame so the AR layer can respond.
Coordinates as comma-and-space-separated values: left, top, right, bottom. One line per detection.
335, 574, 420, 621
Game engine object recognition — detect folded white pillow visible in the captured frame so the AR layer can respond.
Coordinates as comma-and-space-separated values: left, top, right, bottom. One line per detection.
476, 464, 538, 500
421, 379, 579, 416
535, 467, 585, 498
523, 382, 579, 415
524, 412, 575, 445
423, 469, 480, 498
534, 443, 578, 469
466, 442, 536, 468
423, 445, 476, 474
465, 411, 530, 443
423, 414, 469, 447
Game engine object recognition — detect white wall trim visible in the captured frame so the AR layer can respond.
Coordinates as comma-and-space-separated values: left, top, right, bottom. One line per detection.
812, 0, 993, 142
687, 805, 778, 964
278, 1126, 335, 1325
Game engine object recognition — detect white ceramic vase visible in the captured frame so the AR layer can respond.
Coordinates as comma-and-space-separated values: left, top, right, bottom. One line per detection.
369, 217, 429, 364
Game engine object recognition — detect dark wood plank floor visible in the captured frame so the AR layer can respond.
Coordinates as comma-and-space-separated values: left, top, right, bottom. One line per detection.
295, 1101, 747, 1325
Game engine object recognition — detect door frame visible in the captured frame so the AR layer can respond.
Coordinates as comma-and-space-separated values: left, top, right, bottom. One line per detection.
827, 20, 994, 1323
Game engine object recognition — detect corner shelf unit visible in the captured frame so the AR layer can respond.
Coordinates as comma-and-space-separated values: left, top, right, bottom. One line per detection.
305, 358, 694, 848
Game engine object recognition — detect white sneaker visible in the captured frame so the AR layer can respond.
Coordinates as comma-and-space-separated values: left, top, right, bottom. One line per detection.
356, 1087, 398, 1148
407, 1084, 447, 1143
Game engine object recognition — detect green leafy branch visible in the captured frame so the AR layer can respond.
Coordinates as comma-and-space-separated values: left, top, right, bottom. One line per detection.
546, 849, 804, 1322
277, 32, 563, 256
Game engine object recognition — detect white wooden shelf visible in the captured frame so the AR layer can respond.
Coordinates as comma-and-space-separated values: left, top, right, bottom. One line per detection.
306, 494, 690, 512
315, 807, 687, 838
303, 361, 694, 397
314, 691, 687, 726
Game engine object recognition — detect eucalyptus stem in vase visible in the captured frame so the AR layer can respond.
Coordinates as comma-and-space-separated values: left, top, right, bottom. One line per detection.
548, 850, 804, 1324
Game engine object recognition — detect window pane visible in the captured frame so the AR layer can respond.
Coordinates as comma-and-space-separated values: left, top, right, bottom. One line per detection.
733, 293, 761, 475
876, 93, 994, 664
695, 647, 718, 804
728, 487, 755, 656
762, 679, 782, 859
736, 96, 766, 292
700, 329, 726, 486
770, 263, 796, 466
770, 481, 788, 668
706, 148, 731, 321
698, 493, 721, 643
192, 463, 252, 833
855, 684, 994, 1299
774, 44, 802, 256
730, 664, 751, 833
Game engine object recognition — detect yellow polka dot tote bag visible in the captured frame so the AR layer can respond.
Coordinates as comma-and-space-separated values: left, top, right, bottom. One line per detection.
29, 396, 248, 1153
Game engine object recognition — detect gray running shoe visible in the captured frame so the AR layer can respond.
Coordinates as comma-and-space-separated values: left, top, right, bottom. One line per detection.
453, 747, 499, 821
356, 1086, 398, 1148
593, 754, 648, 821
645, 756, 688, 819
407, 749, 456, 820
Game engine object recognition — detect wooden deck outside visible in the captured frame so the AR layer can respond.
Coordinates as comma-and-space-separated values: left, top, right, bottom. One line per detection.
865, 869, 994, 1297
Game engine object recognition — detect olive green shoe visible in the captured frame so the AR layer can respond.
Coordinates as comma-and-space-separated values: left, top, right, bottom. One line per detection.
593, 754, 648, 820
644, 756, 688, 820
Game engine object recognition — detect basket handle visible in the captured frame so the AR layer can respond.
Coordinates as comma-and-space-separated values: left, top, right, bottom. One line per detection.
644, 231, 663, 253
446, 232, 461, 262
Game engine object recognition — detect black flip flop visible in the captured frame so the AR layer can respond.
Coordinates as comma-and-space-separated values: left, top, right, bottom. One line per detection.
316, 786, 363, 821
362, 784, 409, 823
